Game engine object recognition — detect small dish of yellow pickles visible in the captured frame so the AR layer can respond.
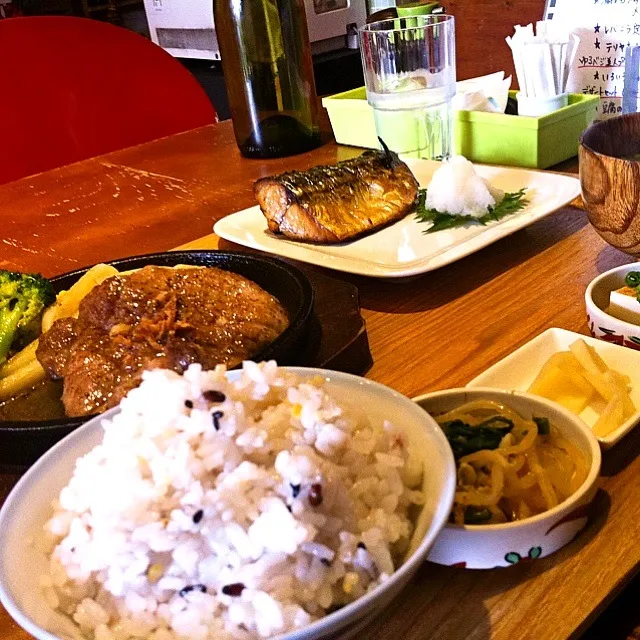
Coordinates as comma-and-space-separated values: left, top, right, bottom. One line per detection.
467, 328, 640, 448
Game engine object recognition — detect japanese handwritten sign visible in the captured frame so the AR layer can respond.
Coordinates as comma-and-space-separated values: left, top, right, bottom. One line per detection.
544, 0, 640, 117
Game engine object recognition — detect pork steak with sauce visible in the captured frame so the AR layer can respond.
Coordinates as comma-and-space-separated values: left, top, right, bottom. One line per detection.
36, 266, 289, 417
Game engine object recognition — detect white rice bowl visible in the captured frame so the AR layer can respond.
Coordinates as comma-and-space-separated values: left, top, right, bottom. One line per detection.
7, 363, 453, 640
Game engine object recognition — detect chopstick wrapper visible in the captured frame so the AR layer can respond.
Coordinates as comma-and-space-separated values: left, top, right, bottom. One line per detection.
506, 22, 579, 116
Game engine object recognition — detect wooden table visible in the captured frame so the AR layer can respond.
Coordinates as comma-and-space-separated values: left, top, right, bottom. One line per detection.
1, 122, 639, 640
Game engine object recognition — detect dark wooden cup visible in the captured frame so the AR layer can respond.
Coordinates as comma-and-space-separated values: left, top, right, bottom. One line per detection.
579, 113, 640, 255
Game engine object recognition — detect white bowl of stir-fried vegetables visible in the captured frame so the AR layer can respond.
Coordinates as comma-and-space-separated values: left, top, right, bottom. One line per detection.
414, 388, 601, 569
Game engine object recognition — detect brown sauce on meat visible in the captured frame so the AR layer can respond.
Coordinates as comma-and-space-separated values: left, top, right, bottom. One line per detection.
35, 266, 289, 417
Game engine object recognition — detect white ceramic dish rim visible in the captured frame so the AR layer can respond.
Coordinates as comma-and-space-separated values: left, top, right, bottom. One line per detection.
412, 386, 601, 533
0, 367, 457, 640
214, 158, 581, 279
585, 261, 640, 333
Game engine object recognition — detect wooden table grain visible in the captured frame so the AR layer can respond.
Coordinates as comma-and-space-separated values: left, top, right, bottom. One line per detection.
1, 122, 639, 640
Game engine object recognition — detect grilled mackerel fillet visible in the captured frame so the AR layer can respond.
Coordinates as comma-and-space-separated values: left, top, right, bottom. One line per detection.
254, 149, 419, 243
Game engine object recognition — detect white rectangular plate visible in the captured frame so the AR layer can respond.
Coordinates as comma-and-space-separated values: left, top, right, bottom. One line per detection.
467, 327, 640, 448
214, 158, 581, 278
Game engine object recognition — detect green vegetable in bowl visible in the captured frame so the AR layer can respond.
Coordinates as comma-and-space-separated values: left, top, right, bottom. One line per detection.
624, 271, 640, 288
415, 187, 528, 233
463, 506, 493, 524
442, 415, 552, 461
533, 416, 550, 435
624, 271, 640, 302
0, 271, 55, 365
440, 416, 514, 459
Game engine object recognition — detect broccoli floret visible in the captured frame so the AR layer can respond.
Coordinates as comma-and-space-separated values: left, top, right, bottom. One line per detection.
0, 271, 55, 365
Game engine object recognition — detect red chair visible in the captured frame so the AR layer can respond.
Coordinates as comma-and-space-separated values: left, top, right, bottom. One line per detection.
0, 16, 217, 185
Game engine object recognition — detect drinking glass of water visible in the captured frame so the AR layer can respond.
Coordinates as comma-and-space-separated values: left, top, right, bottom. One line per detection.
359, 15, 456, 160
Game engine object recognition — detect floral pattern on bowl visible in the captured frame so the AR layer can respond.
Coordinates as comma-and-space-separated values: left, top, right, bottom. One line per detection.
438, 497, 597, 569
588, 315, 640, 350
505, 547, 542, 565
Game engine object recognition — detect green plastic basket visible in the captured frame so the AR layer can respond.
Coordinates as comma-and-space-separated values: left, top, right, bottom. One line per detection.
322, 88, 599, 169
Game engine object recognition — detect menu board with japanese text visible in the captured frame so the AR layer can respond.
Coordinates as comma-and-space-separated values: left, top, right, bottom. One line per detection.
544, 0, 640, 117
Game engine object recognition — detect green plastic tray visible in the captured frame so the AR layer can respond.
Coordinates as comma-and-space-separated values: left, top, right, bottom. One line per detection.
322, 88, 599, 169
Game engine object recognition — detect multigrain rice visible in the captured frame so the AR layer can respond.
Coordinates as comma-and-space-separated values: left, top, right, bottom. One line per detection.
41, 362, 425, 640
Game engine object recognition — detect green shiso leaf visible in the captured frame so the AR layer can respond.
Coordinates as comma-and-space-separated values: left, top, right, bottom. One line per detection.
415, 187, 528, 234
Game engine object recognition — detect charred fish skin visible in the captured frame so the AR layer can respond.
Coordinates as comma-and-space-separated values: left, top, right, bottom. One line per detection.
254, 150, 419, 244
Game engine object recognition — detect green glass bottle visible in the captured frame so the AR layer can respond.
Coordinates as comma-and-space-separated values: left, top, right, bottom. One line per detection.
214, 0, 322, 158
